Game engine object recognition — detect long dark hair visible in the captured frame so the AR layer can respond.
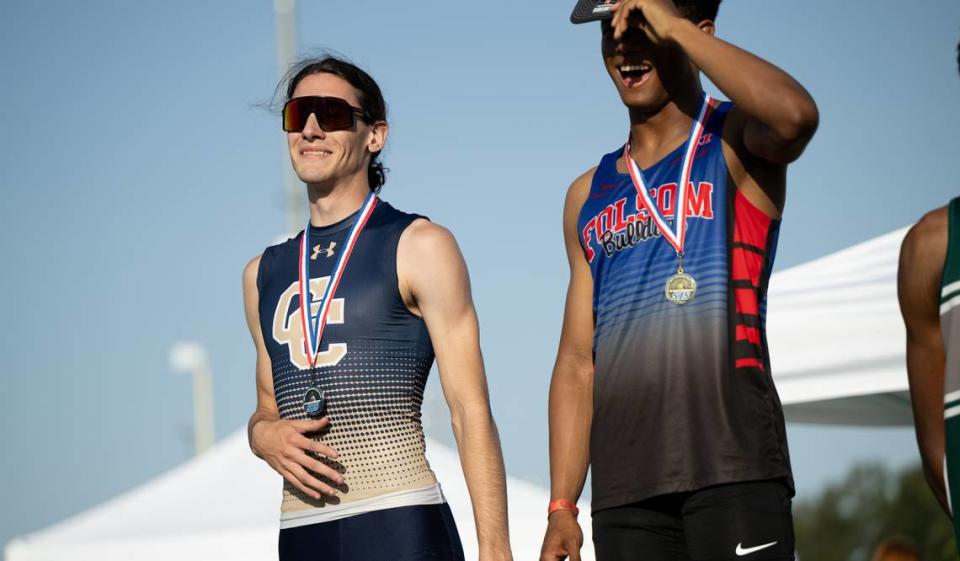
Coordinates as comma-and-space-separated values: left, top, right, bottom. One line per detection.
280, 55, 389, 192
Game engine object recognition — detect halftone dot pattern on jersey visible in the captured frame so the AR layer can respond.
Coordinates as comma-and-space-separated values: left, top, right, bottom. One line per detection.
273, 341, 437, 511
256, 202, 441, 520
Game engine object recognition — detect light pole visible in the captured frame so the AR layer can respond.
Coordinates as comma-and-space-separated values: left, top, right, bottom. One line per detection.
274, 0, 303, 237
169, 342, 215, 456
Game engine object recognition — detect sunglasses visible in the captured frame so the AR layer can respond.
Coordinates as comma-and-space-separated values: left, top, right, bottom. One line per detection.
282, 96, 369, 133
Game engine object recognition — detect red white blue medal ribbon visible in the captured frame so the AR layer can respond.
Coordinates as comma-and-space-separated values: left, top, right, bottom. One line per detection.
623, 93, 714, 255
298, 192, 378, 368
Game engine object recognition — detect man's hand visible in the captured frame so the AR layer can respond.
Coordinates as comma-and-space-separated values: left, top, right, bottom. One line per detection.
249, 416, 344, 500
540, 511, 584, 561
610, 0, 685, 44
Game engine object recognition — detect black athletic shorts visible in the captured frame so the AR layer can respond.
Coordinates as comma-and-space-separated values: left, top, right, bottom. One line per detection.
592, 479, 795, 561
279, 503, 465, 561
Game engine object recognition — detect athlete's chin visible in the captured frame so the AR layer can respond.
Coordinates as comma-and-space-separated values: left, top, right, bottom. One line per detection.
292, 162, 338, 185
295, 171, 338, 187
617, 85, 671, 114
619, 92, 662, 112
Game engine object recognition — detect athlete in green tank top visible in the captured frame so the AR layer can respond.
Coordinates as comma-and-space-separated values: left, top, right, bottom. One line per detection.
898, 197, 960, 546
943, 198, 960, 528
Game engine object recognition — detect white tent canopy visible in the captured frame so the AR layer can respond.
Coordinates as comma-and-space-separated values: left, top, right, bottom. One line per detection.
766, 226, 913, 426
5, 432, 594, 561
6, 227, 916, 560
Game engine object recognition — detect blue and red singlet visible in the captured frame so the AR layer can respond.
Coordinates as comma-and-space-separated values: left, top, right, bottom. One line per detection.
577, 100, 793, 512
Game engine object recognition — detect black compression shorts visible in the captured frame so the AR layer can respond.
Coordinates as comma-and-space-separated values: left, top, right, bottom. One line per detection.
592, 479, 795, 561
279, 503, 465, 561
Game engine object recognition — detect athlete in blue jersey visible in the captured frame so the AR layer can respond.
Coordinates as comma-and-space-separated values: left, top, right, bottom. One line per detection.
242, 56, 513, 561
542, 2, 818, 561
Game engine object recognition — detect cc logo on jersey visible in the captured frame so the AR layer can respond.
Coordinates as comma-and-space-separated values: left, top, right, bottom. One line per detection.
272, 277, 347, 370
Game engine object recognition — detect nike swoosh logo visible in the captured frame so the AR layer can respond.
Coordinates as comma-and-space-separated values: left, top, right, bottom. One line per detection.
736, 541, 778, 556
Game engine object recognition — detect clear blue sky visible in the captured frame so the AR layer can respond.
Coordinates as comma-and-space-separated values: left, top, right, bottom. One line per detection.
1, 0, 958, 548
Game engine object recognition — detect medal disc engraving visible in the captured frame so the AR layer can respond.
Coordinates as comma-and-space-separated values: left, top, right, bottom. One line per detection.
303, 387, 325, 418
665, 272, 697, 305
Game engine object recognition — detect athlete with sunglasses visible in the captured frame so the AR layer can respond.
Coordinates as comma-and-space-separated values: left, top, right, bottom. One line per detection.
541, 1, 818, 560
243, 56, 513, 561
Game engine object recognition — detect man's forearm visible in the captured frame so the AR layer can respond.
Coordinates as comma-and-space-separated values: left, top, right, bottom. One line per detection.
917, 423, 950, 514
669, 19, 817, 143
921, 452, 950, 515
451, 406, 512, 556
548, 362, 593, 504
906, 338, 950, 514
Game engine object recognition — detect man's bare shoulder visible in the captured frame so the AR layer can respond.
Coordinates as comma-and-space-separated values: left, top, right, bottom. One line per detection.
899, 206, 949, 307
396, 218, 468, 311
902, 206, 948, 265
913, 206, 948, 237
243, 254, 263, 287
396, 219, 464, 285
399, 218, 457, 253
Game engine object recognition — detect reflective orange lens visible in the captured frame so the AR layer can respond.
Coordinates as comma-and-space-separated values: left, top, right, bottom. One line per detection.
282, 96, 361, 132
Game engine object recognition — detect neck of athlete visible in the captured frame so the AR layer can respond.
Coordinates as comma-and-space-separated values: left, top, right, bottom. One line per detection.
626, 80, 704, 165
305, 169, 371, 228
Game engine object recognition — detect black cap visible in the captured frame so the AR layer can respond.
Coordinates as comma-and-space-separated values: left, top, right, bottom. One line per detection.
571, 0, 617, 24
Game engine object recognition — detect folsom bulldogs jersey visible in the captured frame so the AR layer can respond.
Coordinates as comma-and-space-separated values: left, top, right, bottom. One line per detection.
941, 197, 960, 531
257, 201, 442, 528
577, 101, 793, 512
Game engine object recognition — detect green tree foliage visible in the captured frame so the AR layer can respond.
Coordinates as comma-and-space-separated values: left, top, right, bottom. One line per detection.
794, 463, 956, 561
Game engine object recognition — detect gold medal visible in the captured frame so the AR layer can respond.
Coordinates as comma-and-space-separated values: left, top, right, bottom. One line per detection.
665, 270, 697, 304
665, 252, 696, 304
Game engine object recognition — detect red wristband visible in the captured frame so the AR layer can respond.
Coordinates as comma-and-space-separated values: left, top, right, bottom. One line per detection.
548, 499, 579, 517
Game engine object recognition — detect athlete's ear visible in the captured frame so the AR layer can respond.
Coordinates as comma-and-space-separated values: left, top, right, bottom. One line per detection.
697, 19, 716, 36
367, 120, 388, 155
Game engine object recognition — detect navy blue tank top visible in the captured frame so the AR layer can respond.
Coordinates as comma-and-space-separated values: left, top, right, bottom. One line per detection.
256, 201, 441, 522
577, 101, 793, 511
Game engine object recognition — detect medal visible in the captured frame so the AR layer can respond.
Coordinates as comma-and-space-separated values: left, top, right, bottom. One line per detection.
302, 385, 326, 418
664, 253, 697, 305
298, 192, 378, 417
623, 93, 714, 304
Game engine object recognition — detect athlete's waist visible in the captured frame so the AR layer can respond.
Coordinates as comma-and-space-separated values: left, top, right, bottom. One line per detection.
280, 483, 446, 529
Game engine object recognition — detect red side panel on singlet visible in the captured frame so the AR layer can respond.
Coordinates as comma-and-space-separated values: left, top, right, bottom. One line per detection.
732, 190, 775, 372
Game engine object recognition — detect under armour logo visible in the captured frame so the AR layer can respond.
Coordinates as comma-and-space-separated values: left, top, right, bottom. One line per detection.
311, 241, 337, 260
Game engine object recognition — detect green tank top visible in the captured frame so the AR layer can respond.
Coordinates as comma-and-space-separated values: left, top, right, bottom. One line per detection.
940, 197, 960, 522
941, 197, 960, 402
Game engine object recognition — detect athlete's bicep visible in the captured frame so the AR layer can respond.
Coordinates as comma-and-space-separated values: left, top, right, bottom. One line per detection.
741, 118, 812, 166
400, 220, 474, 328
243, 255, 279, 414
898, 210, 948, 480
723, 84, 818, 168
556, 171, 596, 371
899, 242, 943, 341
399, 222, 489, 408
899, 211, 948, 381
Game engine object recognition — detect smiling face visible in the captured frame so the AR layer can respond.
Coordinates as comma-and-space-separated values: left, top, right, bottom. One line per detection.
286, 73, 387, 189
600, 19, 709, 114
